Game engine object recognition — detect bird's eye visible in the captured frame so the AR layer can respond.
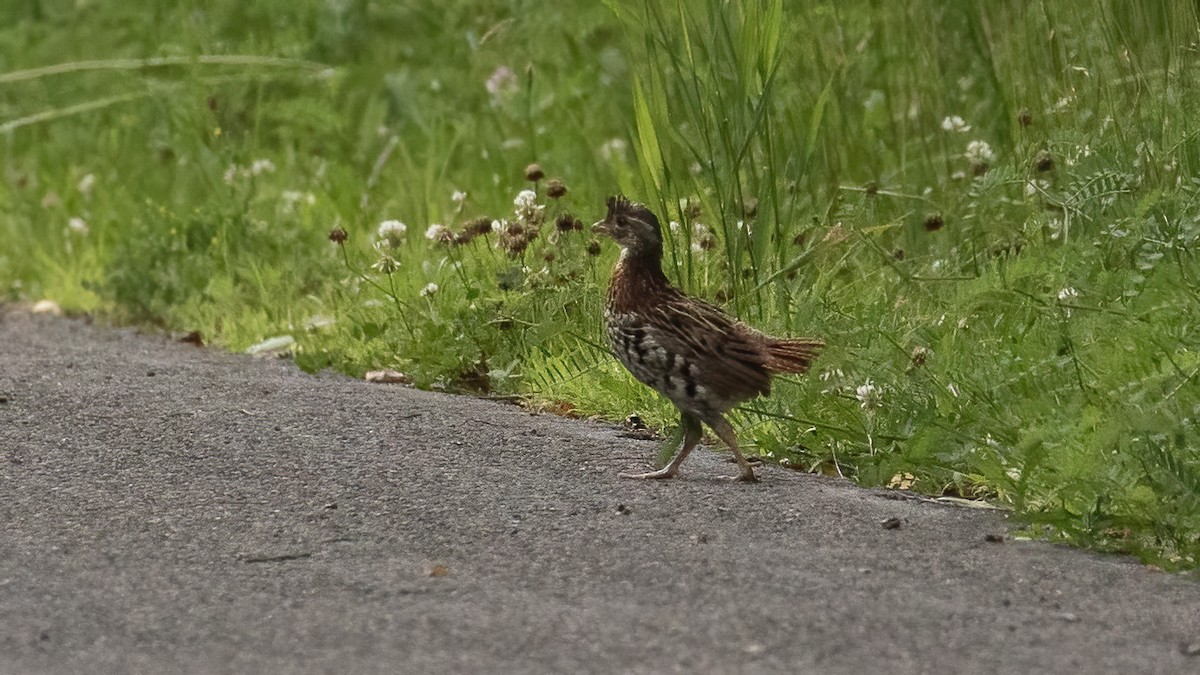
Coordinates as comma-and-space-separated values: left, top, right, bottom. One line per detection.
614, 217, 627, 229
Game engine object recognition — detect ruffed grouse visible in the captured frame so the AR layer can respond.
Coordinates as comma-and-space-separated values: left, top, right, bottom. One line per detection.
594, 196, 823, 482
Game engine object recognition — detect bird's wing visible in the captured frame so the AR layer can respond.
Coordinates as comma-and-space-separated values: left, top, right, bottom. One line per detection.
638, 290, 772, 398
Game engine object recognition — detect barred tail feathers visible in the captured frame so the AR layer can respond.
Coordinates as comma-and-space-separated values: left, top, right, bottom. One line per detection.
762, 338, 824, 374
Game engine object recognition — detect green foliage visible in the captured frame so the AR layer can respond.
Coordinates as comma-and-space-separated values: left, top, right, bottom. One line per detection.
2, 0, 1199, 568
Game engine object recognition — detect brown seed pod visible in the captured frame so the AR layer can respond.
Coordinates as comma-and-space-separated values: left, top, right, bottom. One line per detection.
328, 226, 348, 244
923, 213, 945, 232
524, 163, 545, 182
546, 179, 567, 199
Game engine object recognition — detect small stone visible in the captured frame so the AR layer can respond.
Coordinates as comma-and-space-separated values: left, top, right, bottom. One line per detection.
1180, 641, 1200, 657
985, 533, 1005, 543
364, 369, 411, 384
616, 503, 629, 514
881, 517, 903, 530
1054, 612, 1080, 623
427, 564, 449, 577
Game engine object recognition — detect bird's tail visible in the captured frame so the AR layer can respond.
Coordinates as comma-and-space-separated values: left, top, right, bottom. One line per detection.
763, 338, 825, 374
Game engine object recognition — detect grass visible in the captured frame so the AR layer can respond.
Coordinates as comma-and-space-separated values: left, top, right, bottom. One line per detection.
2, 0, 1199, 569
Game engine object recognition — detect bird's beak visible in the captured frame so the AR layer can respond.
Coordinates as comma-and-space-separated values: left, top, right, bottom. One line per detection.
592, 220, 610, 236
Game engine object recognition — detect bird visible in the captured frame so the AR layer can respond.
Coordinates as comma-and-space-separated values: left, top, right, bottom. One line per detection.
593, 195, 824, 482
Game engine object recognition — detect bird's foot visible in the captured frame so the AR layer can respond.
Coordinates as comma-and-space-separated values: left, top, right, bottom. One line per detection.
719, 469, 759, 483
619, 467, 678, 480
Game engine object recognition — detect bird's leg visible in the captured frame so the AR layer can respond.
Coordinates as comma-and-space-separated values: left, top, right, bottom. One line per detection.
619, 412, 703, 480
707, 415, 758, 483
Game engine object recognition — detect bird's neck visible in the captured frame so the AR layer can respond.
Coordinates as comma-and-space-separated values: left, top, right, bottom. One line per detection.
609, 247, 671, 312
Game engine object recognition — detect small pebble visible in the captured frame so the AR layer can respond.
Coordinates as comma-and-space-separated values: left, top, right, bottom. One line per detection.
985, 533, 1005, 543
881, 517, 903, 530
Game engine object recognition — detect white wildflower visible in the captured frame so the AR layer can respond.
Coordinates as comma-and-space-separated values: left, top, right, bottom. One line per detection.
486, 65, 518, 101
420, 282, 440, 297
377, 220, 407, 247
67, 216, 89, 235
513, 189, 544, 224
282, 191, 316, 210
451, 190, 468, 205
250, 159, 276, 176
77, 173, 96, 197
965, 140, 995, 165
856, 379, 881, 411
1057, 287, 1078, 302
491, 219, 506, 233
598, 137, 627, 162
941, 116, 971, 133
425, 223, 452, 242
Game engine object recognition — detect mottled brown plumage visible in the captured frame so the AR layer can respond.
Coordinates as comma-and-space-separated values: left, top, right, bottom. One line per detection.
594, 195, 823, 481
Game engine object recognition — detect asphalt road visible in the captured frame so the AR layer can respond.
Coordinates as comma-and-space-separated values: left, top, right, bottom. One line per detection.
1, 309, 1198, 674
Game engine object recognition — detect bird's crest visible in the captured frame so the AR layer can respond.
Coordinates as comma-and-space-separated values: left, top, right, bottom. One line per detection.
605, 195, 661, 242
605, 194, 635, 219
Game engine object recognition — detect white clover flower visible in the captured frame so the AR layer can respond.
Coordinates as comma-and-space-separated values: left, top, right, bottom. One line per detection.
77, 173, 96, 197
856, 379, 880, 411
67, 216, 89, 235
377, 220, 407, 247
491, 219, 506, 233
513, 189, 544, 224
425, 223, 451, 242
486, 65, 518, 100
250, 159, 276, 176
598, 137, 627, 162
690, 240, 707, 254
223, 164, 241, 185
282, 190, 316, 208
420, 283, 440, 297
1057, 287, 1078, 302
941, 115, 971, 133
451, 190, 468, 204
693, 222, 708, 236
965, 140, 995, 165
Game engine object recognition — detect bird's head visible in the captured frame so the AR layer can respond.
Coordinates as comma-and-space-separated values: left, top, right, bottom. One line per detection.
592, 196, 663, 256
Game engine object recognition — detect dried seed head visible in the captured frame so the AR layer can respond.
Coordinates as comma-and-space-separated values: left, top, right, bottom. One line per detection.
1034, 151, 1055, 172
910, 345, 931, 368
555, 213, 577, 232
546, 179, 567, 199
465, 217, 493, 238
697, 234, 717, 251
923, 213, 945, 232
894, 248, 906, 261
683, 197, 702, 220
328, 226, 348, 244
524, 163, 545, 182
1017, 108, 1033, 127
586, 239, 601, 256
